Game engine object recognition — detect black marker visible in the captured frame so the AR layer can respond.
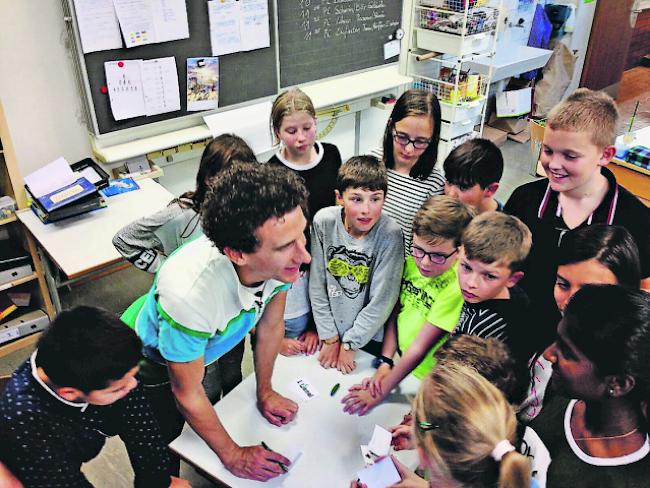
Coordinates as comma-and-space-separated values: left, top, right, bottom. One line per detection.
261, 441, 288, 473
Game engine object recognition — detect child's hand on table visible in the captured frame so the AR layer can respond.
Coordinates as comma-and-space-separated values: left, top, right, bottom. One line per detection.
297, 330, 320, 355
318, 340, 340, 368
337, 348, 357, 374
361, 363, 391, 397
280, 337, 305, 356
341, 385, 382, 415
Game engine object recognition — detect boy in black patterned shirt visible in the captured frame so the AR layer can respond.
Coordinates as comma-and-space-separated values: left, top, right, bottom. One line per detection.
453, 212, 533, 365
0, 307, 188, 488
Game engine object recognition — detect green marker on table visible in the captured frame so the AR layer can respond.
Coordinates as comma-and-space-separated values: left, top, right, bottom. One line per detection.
261, 441, 288, 473
330, 383, 341, 396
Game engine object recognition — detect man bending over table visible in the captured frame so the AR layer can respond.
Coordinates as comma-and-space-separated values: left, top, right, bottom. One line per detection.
122, 162, 311, 482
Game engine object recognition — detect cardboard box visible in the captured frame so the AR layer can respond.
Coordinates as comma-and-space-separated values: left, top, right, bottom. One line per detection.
488, 114, 528, 135
496, 87, 533, 117
482, 126, 508, 147
507, 127, 531, 144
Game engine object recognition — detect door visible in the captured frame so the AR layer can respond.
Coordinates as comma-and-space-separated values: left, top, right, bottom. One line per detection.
580, 0, 636, 95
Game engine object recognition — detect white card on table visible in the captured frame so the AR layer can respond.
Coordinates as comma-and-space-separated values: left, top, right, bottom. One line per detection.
368, 424, 392, 457
357, 457, 401, 488
288, 377, 320, 401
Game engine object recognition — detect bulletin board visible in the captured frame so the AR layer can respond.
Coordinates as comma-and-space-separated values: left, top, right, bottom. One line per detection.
64, 0, 403, 137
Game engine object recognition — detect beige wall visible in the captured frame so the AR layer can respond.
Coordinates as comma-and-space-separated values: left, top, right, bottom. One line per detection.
0, 1, 91, 178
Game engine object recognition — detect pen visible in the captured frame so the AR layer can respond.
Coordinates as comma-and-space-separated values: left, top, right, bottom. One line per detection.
261, 441, 288, 473
330, 383, 341, 396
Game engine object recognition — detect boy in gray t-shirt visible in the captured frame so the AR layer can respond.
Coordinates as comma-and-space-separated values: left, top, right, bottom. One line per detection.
310, 155, 404, 374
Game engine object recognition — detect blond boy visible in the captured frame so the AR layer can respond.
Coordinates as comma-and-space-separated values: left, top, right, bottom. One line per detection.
505, 88, 650, 349
454, 212, 532, 363
341, 196, 475, 415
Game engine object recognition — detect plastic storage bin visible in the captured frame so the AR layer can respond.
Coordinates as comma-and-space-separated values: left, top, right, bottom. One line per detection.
417, 5, 498, 36
415, 28, 493, 56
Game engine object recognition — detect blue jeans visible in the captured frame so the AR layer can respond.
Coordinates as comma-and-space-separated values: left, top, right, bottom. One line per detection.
284, 313, 311, 338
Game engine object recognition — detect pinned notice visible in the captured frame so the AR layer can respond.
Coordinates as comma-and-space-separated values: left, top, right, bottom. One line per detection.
113, 0, 189, 48
105, 57, 180, 120
73, 0, 122, 53
208, 0, 270, 56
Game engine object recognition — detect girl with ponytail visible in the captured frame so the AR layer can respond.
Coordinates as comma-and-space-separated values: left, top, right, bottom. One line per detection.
410, 363, 531, 488
351, 361, 532, 488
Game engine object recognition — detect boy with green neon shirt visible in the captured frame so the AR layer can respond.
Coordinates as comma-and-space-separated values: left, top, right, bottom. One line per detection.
342, 196, 475, 415
309, 155, 404, 374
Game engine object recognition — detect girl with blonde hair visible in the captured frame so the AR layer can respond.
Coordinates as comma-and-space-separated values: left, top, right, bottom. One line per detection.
407, 362, 531, 487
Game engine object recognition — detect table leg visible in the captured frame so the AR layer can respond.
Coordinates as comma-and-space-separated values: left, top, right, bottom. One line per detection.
355, 110, 361, 156
37, 246, 62, 313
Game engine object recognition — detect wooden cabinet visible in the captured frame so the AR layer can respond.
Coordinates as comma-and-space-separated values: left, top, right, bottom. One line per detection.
0, 100, 54, 358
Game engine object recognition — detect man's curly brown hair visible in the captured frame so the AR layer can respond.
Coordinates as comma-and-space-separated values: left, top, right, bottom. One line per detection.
201, 162, 308, 253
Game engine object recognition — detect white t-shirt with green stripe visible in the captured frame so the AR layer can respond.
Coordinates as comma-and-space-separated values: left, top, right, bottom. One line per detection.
127, 235, 289, 365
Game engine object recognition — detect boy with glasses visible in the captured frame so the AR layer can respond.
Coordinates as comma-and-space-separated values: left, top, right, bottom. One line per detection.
342, 196, 475, 415
310, 155, 404, 374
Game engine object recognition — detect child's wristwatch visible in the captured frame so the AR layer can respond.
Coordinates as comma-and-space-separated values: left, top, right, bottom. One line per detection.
372, 355, 394, 369
323, 336, 339, 345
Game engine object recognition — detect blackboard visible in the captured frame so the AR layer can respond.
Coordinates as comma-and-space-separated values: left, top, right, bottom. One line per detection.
278, 0, 402, 87
68, 0, 402, 136
76, 0, 278, 135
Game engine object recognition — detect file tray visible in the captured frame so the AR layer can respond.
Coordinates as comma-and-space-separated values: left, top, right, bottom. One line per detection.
71, 158, 110, 190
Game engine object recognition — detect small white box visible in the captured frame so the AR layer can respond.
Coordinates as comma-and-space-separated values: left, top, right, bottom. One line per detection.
0, 264, 33, 285
440, 117, 480, 140
416, 29, 492, 57
0, 309, 49, 345
440, 97, 485, 123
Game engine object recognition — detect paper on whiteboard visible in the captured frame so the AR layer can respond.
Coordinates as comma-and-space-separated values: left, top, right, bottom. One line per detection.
105, 60, 146, 120
24, 158, 76, 199
203, 101, 273, 154
151, 0, 189, 43
113, 0, 155, 48
141, 57, 181, 115
240, 0, 270, 52
208, 0, 242, 56
73, 0, 122, 53
187, 57, 220, 112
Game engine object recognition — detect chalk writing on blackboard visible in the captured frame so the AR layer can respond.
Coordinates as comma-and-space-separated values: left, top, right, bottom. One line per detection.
278, 0, 402, 87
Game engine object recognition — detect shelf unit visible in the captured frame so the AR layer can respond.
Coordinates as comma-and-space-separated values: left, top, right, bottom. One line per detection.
0, 99, 55, 358
404, 0, 503, 163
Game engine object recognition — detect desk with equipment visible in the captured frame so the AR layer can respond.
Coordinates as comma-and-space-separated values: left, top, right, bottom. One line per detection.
612, 126, 650, 207
17, 179, 174, 312
170, 351, 419, 487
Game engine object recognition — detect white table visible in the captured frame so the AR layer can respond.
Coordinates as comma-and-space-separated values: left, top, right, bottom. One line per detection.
17, 179, 174, 311
170, 352, 420, 488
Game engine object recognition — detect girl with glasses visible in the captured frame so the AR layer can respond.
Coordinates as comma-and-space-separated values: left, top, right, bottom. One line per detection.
381, 90, 446, 252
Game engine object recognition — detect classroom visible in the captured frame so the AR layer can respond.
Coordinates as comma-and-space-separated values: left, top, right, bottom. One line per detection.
1, 1, 649, 487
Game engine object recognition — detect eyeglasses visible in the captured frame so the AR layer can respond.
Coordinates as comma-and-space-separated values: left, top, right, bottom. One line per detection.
411, 245, 458, 265
392, 130, 431, 150
327, 258, 370, 284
